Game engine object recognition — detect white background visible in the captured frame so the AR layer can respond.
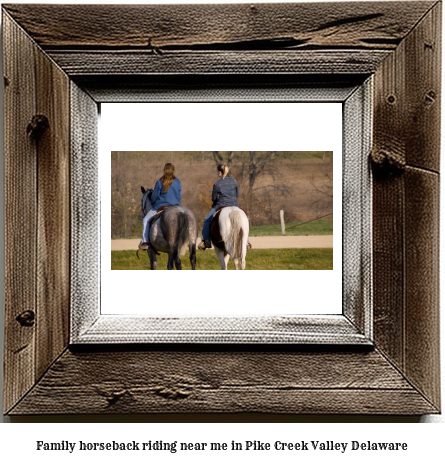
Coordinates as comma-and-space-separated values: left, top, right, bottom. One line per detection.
101, 102, 342, 316
0, 0, 444, 455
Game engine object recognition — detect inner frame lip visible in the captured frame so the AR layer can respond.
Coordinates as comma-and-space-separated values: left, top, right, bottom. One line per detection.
70, 77, 373, 346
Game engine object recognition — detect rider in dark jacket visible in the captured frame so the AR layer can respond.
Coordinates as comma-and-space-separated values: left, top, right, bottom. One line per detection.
199, 164, 251, 250
212, 176, 239, 209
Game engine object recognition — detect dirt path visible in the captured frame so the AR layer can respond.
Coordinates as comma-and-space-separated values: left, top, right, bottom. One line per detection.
111, 236, 333, 251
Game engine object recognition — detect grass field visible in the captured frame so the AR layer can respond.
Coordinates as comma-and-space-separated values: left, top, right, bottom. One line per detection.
249, 219, 333, 236
111, 248, 333, 270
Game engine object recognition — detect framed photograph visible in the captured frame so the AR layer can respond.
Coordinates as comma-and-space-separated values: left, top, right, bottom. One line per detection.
3, 2, 440, 415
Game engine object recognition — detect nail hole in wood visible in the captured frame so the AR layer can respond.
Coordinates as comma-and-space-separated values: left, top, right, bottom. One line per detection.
425, 90, 436, 105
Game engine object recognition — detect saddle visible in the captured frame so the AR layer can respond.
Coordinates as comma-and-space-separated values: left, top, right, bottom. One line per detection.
209, 207, 228, 252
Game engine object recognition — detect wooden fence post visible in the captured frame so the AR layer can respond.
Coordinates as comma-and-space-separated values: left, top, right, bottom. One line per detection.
280, 210, 285, 235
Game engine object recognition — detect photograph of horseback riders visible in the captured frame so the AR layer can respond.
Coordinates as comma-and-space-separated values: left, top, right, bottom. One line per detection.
111, 151, 334, 271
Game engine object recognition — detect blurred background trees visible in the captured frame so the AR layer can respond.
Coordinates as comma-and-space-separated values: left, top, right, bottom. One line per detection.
111, 151, 333, 239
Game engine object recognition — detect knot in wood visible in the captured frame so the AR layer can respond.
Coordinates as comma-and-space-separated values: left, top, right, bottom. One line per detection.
154, 386, 191, 400
27, 114, 49, 140
16, 310, 35, 327
105, 390, 128, 405
370, 149, 405, 177
95, 385, 130, 405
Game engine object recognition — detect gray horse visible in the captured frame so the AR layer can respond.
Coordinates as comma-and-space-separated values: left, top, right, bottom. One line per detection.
140, 186, 197, 270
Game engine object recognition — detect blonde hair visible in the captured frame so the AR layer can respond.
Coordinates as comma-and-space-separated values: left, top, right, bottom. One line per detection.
217, 164, 229, 179
160, 163, 176, 193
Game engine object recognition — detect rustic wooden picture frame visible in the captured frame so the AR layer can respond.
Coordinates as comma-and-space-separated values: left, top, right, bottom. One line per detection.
2, 2, 441, 415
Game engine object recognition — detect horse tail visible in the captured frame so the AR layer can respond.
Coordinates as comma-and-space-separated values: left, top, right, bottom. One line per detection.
176, 211, 190, 257
227, 210, 244, 259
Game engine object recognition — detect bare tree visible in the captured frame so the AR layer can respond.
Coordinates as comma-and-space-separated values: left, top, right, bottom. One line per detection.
210, 151, 291, 224
212, 151, 235, 169
247, 151, 276, 189
310, 161, 333, 218
111, 152, 140, 238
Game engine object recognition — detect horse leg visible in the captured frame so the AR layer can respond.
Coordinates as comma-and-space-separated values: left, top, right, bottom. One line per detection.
214, 247, 227, 270
240, 249, 247, 270
148, 249, 157, 270
174, 255, 182, 270
189, 243, 196, 270
171, 244, 182, 270
167, 252, 175, 270
240, 235, 248, 270
233, 258, 239, 270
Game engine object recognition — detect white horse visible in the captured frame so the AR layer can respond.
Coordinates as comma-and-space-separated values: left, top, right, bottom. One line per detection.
210, 206, 249, 270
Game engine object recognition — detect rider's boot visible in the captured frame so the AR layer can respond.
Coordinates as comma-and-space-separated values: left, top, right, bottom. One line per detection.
138, 240, 151, 251
198, 240, 213, 250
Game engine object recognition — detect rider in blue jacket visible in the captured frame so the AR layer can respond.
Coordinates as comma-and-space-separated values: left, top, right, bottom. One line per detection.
139, 163, 181, 250
199, 164, 251, 250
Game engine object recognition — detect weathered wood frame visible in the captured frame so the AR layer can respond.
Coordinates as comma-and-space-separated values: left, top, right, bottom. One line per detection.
2, 2, 441, 415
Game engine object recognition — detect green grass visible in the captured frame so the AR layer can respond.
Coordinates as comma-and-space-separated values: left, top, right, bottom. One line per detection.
112, 248, 333, 270
119, 219, 333, 240
249, 219, 333, 236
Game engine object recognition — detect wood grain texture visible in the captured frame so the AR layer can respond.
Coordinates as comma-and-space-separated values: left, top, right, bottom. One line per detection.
372, 175, 405, 368
401, 2, 441, 410
2, 2, 435, 50
70, 84, 99, 339
372, 3, 441, 411
75, 316, 370, 345
34, 50, 71, 380
4, 1, 433, 80
3, 12, 37, 414
47, 50, 391, 77
342, 82, 373, 337
371, 1, 441, 172
3, 11, 71, 412
372, 40, 405, 370
8, 349, 437, 415
404, 2, 441, 172
404, 168, 440, 408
